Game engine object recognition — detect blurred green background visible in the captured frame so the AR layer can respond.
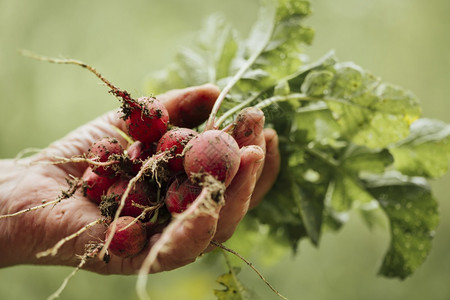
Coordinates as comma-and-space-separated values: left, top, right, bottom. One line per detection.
0, 0, 449, 299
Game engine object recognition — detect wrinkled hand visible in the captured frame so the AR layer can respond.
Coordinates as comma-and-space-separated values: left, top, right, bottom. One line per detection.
0, 84, 280, 274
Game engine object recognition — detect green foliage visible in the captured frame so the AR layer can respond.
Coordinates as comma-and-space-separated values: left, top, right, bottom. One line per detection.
390, 118, 450, 178
146, 0, 448, 280
365, 172, 440, 279
301, 62, 422, 148
214, 267, 257, 300
145, 0, 313, 95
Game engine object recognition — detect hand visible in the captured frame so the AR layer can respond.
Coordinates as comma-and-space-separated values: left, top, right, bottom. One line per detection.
0, 84, 280, 274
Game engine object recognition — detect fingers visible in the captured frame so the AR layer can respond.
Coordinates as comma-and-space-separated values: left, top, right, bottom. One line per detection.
231, 107, 266, 150
248, 128, 280, 209
213, 145, 264, 242
157, 84, 220, 128
231, 107, 266, 181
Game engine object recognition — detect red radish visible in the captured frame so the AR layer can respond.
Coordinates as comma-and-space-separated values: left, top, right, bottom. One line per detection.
124, 97, 169, 146
183, 130, 240, 186
156, 128, 198, 173
87, 137, 124, 177
82, 167, 117, 205
105, 216, 147, 258
126, 140, 154, 175
165, 176, 202, 214
107, 178, 156, 220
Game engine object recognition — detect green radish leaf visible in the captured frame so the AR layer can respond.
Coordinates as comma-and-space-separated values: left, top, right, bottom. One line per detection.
301, 70, 334, 97
358, 205, 387, 231
294, 102, 341, 143
145, 14, 239, 94
146, 0, 314, 97
390, 118, 450, 178
320, 145, 392, 225
342, 146, 393, 174
240, 0, 314, 89
364, 172, 439, 279
301, 62, 422, 148
244, 0, 278, 56
198, 14, 239, 82
328, 173, 373, 213
214, 267, 257, 300
292, 181, 322, 246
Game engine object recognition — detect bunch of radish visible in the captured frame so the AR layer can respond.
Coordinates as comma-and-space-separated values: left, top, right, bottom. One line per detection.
79, 92, 242, 259
6, 52, 290, 300
5, 53, 261, 264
